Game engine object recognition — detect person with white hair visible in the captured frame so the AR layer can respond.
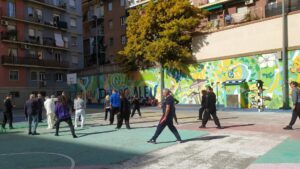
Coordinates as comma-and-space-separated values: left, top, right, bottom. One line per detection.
148, 88, 182, 144
74, 94, 86, 128
44, 95, 56, 129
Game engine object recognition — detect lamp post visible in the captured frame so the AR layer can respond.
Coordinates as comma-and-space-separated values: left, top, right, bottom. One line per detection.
93, 15, 99, 66
282, 0, 290, 109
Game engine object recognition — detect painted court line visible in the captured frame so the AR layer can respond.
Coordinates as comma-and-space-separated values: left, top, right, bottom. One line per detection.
0, 152, 75, 169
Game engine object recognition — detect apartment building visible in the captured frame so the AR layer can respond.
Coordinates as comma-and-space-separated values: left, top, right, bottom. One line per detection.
79, 0, 125, 76
0, 0, 83, 108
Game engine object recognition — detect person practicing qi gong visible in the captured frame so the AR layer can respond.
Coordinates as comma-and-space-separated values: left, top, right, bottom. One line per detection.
148, 88, 182, 144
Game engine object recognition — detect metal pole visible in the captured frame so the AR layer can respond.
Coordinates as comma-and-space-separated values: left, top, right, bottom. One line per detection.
160, 62, 165, 102
95, 16, 99, 66
282, 0, 290, 109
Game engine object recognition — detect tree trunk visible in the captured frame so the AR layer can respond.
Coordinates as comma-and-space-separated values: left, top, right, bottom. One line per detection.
160, 63, 165, 102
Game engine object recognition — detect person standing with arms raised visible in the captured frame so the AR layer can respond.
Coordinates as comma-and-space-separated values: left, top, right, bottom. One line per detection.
54, 96, 77, 138
147, 88, 182, 144
110, 89, 120, 125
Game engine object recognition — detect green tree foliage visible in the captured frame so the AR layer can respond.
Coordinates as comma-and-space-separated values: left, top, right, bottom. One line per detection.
117, 0, 205, 74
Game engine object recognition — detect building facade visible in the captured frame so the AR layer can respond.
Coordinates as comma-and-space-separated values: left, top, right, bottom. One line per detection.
78, 0, 300, 109
0, 0, 83, 108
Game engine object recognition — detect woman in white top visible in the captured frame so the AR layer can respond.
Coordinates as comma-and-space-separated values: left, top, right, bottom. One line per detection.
44, 95, 56, 129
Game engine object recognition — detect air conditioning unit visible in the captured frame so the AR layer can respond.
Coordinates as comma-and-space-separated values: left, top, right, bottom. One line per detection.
1, 20, 8, 26
245, 0, 254, 5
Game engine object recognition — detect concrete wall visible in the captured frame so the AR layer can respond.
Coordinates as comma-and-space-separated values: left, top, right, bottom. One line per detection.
192, 12, 300, 61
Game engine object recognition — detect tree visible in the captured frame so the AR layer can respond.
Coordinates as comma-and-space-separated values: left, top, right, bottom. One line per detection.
117, 0, 205, 100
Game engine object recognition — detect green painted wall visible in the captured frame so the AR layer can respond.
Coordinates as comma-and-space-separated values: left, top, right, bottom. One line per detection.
76, 49, 300, 109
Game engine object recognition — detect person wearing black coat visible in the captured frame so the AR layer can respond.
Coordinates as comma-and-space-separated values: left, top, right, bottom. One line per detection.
200, 86, 222, 129
24, 94, 39, 135
2, 95, 14, 129
37, 94, 44, 122
116, 89, 131, 129
131, 95, 142, 117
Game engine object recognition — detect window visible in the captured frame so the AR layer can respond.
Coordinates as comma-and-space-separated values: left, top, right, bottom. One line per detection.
71, 36, 77, 46
28, 7, 33, 17
28, 28, 35, 37
120, 0, 125, 6
55, 53, 61, 62
8, 1, 15, 17
72, 56, 78, 64
9, 70, 19, 81
120, 16, 126, 26
31, 72, 37, 81
108, 2, 113, 11
121, 35, 126, 45
108, 20, 113, 29
29, 50, 36, 58
35, 9, 42, 20
8, 48, 17, 58
69, 0, 76, 8
9, 91, 20, 98
39, 72, 46, 81
109, 37, 114, 46
55, 73, 64, 81
70, 18, 77, 27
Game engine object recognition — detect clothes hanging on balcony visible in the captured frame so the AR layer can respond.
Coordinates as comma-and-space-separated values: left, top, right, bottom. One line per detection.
54, 33, 64, 47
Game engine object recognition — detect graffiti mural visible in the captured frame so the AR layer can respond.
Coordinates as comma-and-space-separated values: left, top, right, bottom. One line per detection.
77, 49, 300, 109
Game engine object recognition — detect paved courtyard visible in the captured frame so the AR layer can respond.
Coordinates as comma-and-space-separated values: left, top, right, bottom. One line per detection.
1, 106, 300, 169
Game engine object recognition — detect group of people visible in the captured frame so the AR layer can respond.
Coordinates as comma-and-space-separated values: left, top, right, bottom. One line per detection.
23, 92, 80, 138
104, 89, 143, 129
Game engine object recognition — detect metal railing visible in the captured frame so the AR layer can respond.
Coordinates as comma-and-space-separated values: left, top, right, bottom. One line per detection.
78, 63, 122, 76
199, 1, 300, 32
1, 55, 69, 69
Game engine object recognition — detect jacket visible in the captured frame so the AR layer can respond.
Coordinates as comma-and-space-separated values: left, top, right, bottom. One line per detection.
55, 102, 71, 120
24, 99, 38, 117
120, 97, 131, 115
44, 98, 55, 115
110, 93, 120, 108
4, 99, 13, 113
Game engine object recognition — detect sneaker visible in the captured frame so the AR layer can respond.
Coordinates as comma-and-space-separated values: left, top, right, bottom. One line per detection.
283, 126, 293, 130
177, 140, 183, 144
199, 125, 206, 128
73, 135, 78, 138
147, 139, 156, 144
115, 127, 120, 130
28, 132, 32, 135
32, 132, 40, 135
55, 134, 59, 136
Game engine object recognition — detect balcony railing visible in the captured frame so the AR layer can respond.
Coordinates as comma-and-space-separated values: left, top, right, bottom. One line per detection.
1, 11, 68, 31
1, 55, 69, 69
1, 31, 69, 51
25, 0, 67, 11
78, 63, 122, 76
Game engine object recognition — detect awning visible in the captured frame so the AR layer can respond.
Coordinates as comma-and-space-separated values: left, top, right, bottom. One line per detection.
222, 79, 246, 85
200, 0, 232, 9
205, 4, 223, 11
54, 33, 64, 47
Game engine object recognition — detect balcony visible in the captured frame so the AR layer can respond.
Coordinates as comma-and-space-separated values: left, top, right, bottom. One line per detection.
1, 55, 69, 69
1, 11, 68, 31
77, 63, 122, 76
127, 0, 150, 8
1, 31, 69, 51
25, 0, 67, 12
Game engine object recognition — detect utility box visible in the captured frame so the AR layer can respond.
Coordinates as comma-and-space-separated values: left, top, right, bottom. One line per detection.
223, 79, 249, 108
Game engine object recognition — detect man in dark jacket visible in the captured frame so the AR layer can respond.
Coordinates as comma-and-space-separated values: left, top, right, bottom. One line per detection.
147, 88, 182, 144
2, 95, 14, 129
25, 94, 39, 135
117, 89, 131, 129
131, 95, 142, 118
37, 94, 44, 122
200, 86, 222, 129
